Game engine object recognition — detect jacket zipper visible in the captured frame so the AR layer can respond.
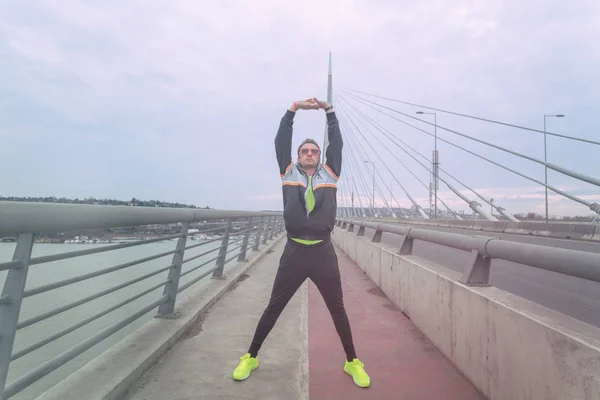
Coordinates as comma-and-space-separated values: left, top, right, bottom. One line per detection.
299, 165, 321, 219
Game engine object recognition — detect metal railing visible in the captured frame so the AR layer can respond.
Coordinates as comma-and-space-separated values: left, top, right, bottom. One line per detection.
0, 202, 284, 399
337, 218, 600, 286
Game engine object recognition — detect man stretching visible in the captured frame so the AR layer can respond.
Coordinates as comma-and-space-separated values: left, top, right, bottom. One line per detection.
232, 98, 370, 388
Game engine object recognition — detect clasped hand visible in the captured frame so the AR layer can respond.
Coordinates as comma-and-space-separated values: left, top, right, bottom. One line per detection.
294, 98, 330, 111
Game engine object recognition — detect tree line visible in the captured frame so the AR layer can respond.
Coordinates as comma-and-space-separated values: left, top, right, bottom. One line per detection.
0, 196, 210, 209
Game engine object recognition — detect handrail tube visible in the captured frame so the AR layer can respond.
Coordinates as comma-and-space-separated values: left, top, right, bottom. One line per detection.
227, 243, 243, 252
24, 250, 178, 298
0, 201, 281, 236
179, 257, 220, 279
225, 252, 242, 265
408, 229, 475, 252
184, 236, 222, 251
226, 239, 244, 250
186, 223, 243, 237
11, 280, 169, 361
348, 219, 380, 231
28, 234, 182, 266
4, 295, 169, 399
181, 225, 250, 252
182, 246, 221, 265
17, 265, 173, 330
189, 220, 249, 231
177, 265, 221, 294
0, 260, 21, 272
485, 240, 600, 282
341, 218, 600, 283
225, 226, 258, 239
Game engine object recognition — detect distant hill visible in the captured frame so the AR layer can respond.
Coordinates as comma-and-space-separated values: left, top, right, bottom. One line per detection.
0, 196, 210, 209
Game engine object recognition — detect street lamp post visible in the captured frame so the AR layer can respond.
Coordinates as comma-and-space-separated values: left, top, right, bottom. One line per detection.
364, 160, 375, 216
417, 111, 438, 218
543, 114, 565, 225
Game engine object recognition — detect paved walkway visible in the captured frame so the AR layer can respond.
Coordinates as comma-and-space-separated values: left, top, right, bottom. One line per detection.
309, 249, 485, 400
125, 239, 485, 400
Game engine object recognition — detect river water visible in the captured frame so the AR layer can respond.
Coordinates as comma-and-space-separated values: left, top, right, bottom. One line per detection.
0, 239, 227, 400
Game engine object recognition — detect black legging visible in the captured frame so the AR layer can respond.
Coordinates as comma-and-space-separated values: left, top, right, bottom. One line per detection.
248, 239, 357, 361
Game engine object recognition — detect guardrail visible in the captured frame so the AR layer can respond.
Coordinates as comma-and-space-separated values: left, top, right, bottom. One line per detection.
367, 216, 600, 241
337, 218, 600, 285
0, 202, 283, 399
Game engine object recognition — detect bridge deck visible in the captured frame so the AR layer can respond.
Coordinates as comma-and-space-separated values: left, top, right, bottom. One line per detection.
125, 239, 485, 400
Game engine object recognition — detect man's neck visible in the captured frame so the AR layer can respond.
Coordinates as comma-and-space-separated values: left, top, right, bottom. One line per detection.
304, 166, 316, 176
300, 165, 317, 176
298, 162, 317, 176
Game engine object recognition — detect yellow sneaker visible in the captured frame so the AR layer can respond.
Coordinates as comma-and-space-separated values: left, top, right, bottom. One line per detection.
233, 353, 259, 381
344, 358, 370, 388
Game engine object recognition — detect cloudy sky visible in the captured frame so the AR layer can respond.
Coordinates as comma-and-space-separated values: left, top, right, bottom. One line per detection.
1, 0, 599, 217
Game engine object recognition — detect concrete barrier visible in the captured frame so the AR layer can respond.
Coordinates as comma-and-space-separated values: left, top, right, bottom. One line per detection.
35, 234, 286, 400
333, 227, 600, 400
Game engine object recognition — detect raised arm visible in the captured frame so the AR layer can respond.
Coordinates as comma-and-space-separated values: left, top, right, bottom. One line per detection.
314, 98, 342, 178
274, 99, 319, 176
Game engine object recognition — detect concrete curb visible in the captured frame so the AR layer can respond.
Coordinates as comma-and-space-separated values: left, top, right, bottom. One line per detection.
35, 234, 286, 400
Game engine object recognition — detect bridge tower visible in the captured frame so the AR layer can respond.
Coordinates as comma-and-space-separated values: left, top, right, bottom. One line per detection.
322, 52, 333, 165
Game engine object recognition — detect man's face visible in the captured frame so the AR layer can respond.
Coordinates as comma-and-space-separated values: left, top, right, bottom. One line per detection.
298, 143, 320, 168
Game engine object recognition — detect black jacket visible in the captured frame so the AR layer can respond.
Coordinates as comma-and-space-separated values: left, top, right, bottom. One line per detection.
275, 110, 343, 240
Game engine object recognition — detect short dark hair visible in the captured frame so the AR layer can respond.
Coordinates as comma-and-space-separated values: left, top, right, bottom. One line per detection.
297, 138, 320, 156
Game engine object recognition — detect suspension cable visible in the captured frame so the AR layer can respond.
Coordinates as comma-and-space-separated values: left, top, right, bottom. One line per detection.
341, 86, 600, 146
337, 94, 463, 219
339, 88, 600, 189
336, 91, 511, 220
336, 102, 428, 218
337, 89, 594, 209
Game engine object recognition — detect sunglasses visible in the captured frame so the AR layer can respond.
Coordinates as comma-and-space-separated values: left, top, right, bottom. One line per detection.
300, 148, 320, 155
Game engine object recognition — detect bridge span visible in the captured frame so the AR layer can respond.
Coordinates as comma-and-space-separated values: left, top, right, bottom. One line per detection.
1, 202, 599, 400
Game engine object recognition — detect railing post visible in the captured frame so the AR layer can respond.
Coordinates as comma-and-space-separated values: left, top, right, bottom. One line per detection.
212, 220, 233, 279
0, 233, 35, 398
238, 218, 253, 262
399, 228, 414, 255
372, 225, 383, 243
268, 216, 275, 240
262, 216, 271, 244
252, 218, 263, 252
460, 236, 494, 286
156, 222, 188, 317
460, 250, 491, 286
